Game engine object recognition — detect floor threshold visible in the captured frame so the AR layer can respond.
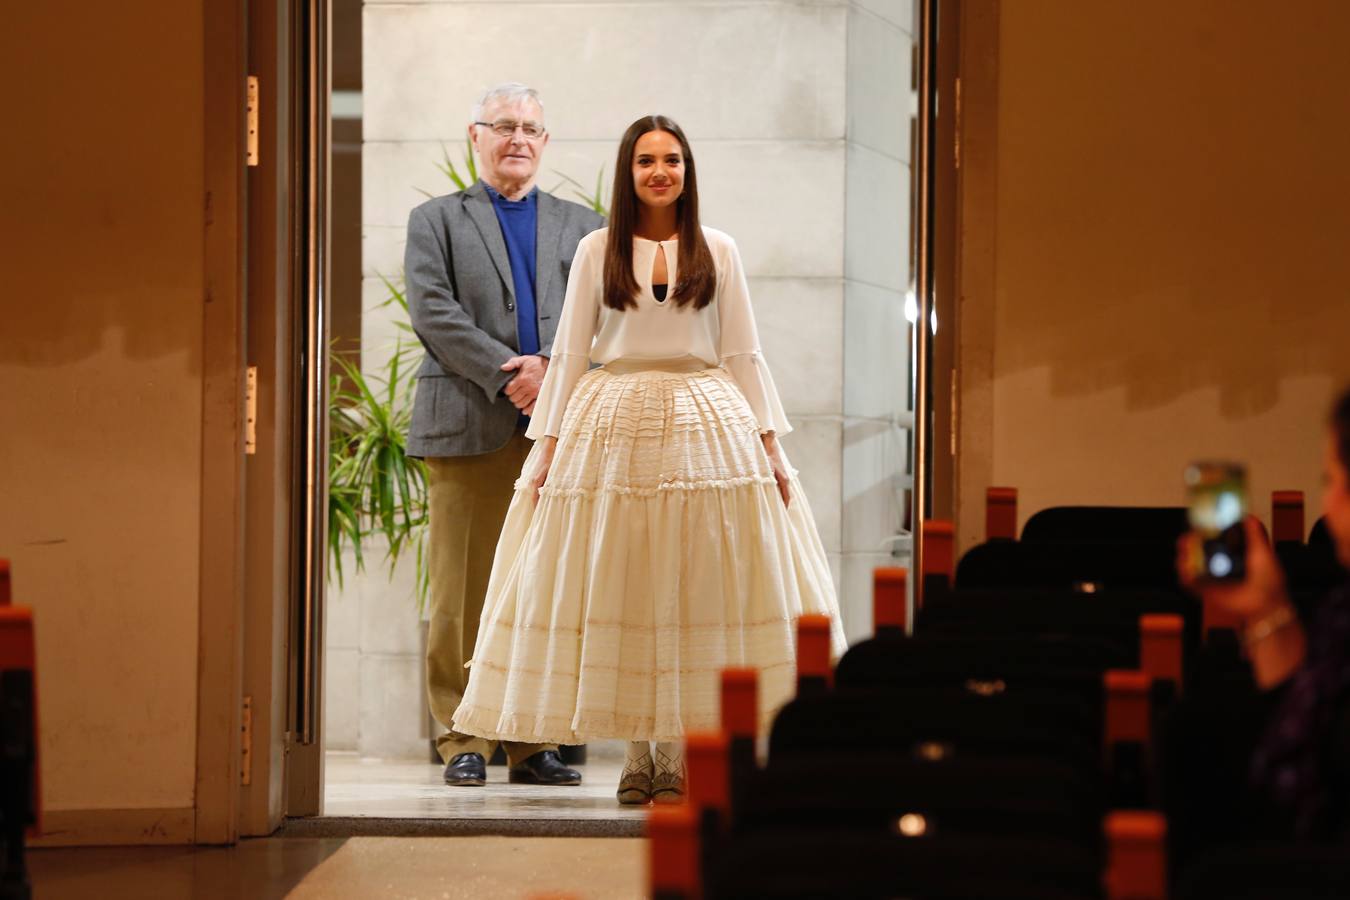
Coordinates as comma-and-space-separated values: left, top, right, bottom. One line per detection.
280, 815, 644, 839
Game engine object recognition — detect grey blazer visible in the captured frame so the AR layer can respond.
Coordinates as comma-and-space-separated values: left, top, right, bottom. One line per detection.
404, 181, 604, 458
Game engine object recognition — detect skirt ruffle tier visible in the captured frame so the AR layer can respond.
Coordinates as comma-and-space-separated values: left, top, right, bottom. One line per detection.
453, 357, 846, 744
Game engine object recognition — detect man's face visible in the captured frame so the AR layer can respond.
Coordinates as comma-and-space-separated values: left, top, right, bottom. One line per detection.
470, 99, 548, 188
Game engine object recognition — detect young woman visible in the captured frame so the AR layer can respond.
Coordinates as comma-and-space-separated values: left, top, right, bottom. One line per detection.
452, 115, 846, 804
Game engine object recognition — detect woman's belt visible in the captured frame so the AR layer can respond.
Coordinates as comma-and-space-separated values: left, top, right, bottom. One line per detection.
602, 354, 714, 375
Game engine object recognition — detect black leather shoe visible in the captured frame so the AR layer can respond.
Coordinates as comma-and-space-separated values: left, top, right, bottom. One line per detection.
508, 750, 582, 786
444, 752, 486, 786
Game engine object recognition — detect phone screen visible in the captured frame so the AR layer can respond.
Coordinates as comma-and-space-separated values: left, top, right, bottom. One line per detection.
1185, 461, 1247, 582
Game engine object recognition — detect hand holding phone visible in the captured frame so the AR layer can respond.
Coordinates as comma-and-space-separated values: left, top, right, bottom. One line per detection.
1184, 461, 1248, 583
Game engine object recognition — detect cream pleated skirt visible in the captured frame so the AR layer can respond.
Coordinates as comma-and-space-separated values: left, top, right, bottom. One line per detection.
452, 356, 846, 744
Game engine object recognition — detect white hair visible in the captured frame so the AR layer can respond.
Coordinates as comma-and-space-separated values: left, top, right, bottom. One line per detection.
470, 82, 544, 124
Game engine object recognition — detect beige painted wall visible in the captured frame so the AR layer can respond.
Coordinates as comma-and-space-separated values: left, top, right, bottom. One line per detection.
960, 0, 1350, 547
0, 4, 205, 810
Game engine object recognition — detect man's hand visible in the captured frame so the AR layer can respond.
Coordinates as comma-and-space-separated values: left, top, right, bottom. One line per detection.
502, 355, 548, 412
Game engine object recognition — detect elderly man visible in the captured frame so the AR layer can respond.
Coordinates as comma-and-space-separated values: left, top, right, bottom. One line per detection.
405, 83, 603, 787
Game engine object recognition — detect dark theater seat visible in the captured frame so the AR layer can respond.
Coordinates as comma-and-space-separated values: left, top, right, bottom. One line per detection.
653, 502, 1340, 899
1, 601, 37, 900
1020, 506, 1191, 546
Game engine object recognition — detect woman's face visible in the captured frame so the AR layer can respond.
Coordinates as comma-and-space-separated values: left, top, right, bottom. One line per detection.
631, 130, 685, 210
1321, 432, 1350, 568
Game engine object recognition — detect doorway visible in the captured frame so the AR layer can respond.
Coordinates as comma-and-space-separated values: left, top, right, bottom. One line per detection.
257, 0, 930, 833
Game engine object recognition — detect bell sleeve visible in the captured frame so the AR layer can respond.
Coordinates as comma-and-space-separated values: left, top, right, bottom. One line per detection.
525, 234, 601, 440
717, 238, 793, 435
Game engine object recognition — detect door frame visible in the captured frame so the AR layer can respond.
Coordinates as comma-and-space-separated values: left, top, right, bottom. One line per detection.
197, 0, 332, 840
248, 0, 956, 822
197, 0, 250, 845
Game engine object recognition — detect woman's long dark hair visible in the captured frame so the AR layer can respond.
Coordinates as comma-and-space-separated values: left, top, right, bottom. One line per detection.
603, 115, 716, 311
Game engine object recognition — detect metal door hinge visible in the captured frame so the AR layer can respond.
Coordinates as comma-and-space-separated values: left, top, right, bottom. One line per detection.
950, 371, 959, 457
953, 77, 962, 170
245, 366, 258, 455
246, 76, 260, 167
241, 695, 253, 785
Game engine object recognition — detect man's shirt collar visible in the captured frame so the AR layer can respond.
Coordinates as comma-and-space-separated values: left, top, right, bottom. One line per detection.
482, 181, 538, 205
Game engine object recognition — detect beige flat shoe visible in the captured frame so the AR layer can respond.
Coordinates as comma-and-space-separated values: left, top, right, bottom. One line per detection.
617, 755, 654, 805
651, 768, 685, 805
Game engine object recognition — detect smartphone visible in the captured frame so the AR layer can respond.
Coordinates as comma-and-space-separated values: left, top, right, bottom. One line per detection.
1184, 461, 1248, 582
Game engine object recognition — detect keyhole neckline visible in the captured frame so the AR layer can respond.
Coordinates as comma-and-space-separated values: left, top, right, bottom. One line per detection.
649, 241, 671, 305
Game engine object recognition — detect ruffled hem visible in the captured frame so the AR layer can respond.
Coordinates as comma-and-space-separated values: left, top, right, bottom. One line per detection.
531, 473, 779, 499
452, 702, 784, 746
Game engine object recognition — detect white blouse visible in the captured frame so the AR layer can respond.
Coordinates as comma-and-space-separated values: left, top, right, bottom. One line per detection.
525, 226, 792, 440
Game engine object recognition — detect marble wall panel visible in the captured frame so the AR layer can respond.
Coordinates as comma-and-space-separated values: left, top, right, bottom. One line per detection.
842, 279, 910, 420
357, 544, 424, 657
748, 277, 843, 417
846, 5, 915, 161
785, 416, 842, 555
358, 653, 429, 759
699, 142, 846, 280
324, 647, 361, 751
359, 276, 415, 379
362, 225, 406, 281
852, 0, 915, 33
364, 3, 846, 142
327, 548, 363, 650
841, 415, 907, 553
844, 142, 909, 292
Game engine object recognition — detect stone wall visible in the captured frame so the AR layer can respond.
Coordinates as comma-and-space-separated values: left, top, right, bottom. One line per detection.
841, 1, 915, 641
325, 543, 427, 757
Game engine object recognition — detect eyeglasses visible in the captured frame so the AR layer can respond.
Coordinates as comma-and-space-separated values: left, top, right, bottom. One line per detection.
474, 119, 546, 139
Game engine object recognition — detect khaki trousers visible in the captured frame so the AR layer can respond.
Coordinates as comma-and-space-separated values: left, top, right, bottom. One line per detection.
425, 431, 553, 766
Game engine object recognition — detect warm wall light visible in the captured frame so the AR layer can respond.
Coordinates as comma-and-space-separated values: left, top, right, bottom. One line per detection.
896, 813, 928, 837
914, 741, 951, 761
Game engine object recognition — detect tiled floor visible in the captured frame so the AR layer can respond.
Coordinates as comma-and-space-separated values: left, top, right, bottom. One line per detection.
288, 836, 644, 899
26, 750, 651, 898
27, 836, 646, 899
311, 747, 647, 837
27, 838, 348, 900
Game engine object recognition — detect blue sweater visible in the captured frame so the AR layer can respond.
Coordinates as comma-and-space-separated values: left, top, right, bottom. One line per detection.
485, 183, 540, 427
